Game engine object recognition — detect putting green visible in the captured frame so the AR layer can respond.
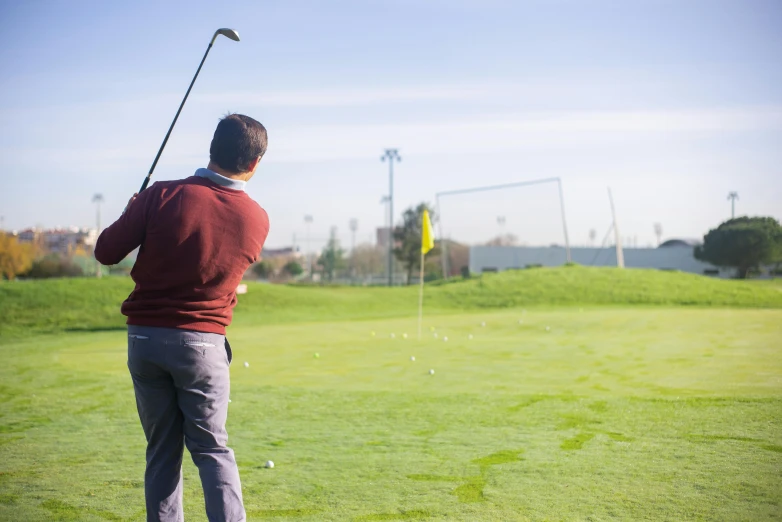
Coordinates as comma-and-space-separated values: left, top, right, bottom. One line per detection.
1, 308, 780, 521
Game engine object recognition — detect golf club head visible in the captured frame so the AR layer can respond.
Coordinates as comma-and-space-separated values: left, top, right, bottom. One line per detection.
212, 28, 240, 44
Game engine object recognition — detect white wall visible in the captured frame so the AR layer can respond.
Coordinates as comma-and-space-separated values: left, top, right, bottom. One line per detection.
469, 245, 728, 277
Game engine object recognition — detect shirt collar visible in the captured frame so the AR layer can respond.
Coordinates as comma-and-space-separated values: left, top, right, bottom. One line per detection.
195, 168, 247, 192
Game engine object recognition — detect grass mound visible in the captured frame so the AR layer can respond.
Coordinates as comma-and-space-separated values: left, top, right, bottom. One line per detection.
1, 266, 780, 337
429, 266, 782, 308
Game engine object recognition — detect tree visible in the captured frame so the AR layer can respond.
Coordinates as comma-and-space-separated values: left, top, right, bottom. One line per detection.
0, 233, 35, 280
252, 260, 274, 279
318, 228, 346, 282
283, 260, 303, 277
26, 254, 84, 278
695, 217, 782, 279
349, 243, 384, 278
393, 203, 438, 284
485, 233, 519, 247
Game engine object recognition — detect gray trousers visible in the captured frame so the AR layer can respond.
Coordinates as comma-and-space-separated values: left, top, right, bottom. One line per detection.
127, 325, 245, 522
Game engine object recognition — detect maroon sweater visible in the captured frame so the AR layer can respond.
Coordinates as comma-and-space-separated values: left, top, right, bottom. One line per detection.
95, 175, 269, 335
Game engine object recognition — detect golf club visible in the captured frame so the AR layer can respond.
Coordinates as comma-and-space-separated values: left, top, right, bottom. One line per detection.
138, 28, 240, 193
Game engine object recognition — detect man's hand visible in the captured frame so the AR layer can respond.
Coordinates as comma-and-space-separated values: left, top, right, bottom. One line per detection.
123, 193, 138, 215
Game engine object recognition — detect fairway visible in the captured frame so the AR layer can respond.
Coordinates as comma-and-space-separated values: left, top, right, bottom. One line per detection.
1, 305, 780, 521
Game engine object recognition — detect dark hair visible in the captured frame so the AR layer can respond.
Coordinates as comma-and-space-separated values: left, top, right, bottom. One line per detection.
209, 114, 268, 173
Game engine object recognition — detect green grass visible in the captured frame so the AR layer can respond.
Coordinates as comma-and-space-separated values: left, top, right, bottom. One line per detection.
1, 266, 781, 338
1, 272, 781, 520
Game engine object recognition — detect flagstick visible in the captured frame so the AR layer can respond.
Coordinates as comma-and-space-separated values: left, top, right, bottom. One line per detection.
418, 250, 425, 341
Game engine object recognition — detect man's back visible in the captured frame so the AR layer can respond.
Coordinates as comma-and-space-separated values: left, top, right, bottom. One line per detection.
95, 172, 269, 334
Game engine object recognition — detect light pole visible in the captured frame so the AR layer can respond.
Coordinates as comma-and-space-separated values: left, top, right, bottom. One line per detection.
304, 215, 313, 277
349, 218, 358, 253
727, 191, 738, 219
92, 194, 104, 278
654, 223, 663, 246
349, 218, 358, 282
381, 149, 401, 286
497, 216, 506, 244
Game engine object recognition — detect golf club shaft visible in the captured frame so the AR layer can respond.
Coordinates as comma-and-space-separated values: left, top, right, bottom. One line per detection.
139, 42, 214, 193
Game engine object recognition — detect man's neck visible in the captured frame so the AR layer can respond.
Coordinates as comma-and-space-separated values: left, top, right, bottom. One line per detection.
207, 162, 251, 181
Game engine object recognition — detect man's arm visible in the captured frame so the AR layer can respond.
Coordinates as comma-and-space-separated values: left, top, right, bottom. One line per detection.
94, 189, 152, 266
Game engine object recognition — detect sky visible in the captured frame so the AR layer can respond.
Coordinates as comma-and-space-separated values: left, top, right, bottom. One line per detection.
1, 0, 780, 251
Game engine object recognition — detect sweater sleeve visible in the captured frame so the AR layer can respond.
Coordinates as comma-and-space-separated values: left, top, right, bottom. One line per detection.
94, 187, 153, 266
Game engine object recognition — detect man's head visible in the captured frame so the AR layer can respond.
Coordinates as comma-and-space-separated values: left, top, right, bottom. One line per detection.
208, 114, 268, 180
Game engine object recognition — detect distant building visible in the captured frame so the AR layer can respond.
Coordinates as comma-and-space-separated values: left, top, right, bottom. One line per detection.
469, 239, 729, 277
16, 227, 98, 255
376, 227, 391, 249
262, 246, 302, 259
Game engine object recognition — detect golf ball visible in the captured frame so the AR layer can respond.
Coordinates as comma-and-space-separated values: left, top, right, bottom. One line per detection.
390, 333, 395, 339
443, 336, 448, 342
402, 333, 408, 339
244, 362, 249, 368
468, 334, 473, 340
429, 369, 435, 375
433, 333, 438, 339
481, 321, 486, 327
518, 319, 523, 324
410, 356, 415, 361
265, 460, 274, 469
545, 326, 551, 332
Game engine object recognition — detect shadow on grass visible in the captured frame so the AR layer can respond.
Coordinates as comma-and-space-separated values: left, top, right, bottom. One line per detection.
407, 449, 524, 504
64, 325, 127, 333
41, 499, 124, 521
354, 510, 433, 521
246, 508, 321, 518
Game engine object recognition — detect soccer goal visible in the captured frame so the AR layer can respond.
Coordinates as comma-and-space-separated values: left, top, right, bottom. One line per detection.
435, 177, 572, 278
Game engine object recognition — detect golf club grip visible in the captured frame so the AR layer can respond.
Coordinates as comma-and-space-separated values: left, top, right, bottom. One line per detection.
139, 176, 151, 193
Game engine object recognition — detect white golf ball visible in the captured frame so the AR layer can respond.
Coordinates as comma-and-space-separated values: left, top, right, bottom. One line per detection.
545, 326, 551, 332
402, 333, 408, 339
410, 356, 415, 361
244, 362, 249, 368
468, 334, 473, 340
390, 333, 395, 339
480, 321, 486, 327
429, 369, 435, 375
443, 336, 448, 342
433, 333, 438, 339
265, 460, 274, 469
518, 319, 523, 324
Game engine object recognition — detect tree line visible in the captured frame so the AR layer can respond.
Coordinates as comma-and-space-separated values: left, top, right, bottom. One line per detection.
4, 212, 780, 282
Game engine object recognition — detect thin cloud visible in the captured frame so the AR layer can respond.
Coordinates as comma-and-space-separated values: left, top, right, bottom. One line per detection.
193, 84, 500, 107
3, 106, 779, 171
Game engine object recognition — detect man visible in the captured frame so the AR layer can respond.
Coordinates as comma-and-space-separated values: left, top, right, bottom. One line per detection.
95, 114, 270, 522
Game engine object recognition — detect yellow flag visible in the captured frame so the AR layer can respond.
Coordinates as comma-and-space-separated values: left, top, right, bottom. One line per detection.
421, 209, 435, 255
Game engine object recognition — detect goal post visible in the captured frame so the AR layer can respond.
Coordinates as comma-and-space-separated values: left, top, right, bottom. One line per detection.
435, 177, 571, 279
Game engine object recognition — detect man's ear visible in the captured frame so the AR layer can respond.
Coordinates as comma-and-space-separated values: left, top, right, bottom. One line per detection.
248, 156, 262, 173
